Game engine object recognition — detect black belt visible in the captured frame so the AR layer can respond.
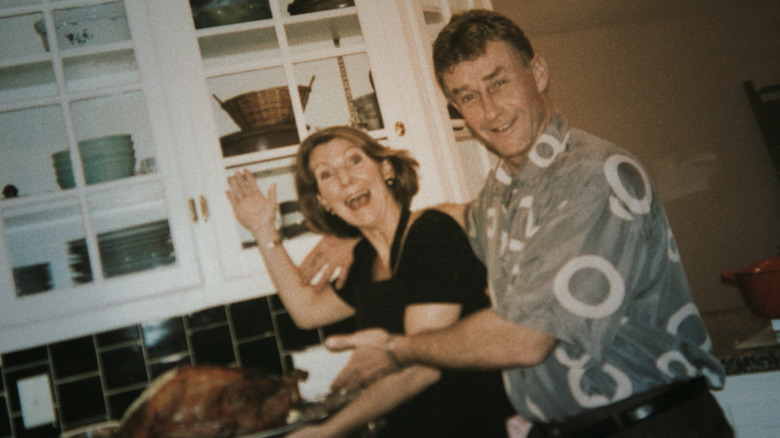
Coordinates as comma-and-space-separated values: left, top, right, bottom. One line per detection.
536, 377, 709, 438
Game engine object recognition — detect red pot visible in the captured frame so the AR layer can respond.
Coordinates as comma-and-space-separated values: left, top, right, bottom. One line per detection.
722, 256, 780, 318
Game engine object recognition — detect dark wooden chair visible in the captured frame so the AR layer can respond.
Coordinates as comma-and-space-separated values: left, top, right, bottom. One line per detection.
744, 80, 780, 181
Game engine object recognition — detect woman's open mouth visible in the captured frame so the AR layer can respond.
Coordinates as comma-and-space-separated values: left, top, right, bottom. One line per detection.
346, 191, 370, 210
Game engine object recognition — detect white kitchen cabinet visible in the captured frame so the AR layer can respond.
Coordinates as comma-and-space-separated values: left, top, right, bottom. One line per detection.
714, 371, 780, 438
0, 0, 493, 353
0, 0, 202, 346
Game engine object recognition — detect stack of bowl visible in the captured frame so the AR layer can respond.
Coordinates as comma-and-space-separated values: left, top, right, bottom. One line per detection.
53, 134, 136, 189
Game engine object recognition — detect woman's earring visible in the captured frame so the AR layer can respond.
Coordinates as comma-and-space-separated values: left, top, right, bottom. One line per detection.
385, 178, 396, 187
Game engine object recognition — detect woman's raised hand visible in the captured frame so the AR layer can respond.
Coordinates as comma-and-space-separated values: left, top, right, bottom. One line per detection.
226, 169, 277, 237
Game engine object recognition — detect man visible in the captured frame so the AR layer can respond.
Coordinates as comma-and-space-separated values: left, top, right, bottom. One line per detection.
310, 9, 733, 437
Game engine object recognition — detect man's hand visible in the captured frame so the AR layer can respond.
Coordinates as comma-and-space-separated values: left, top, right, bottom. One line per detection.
299, 234, 358, 290
325, 329, 400, 394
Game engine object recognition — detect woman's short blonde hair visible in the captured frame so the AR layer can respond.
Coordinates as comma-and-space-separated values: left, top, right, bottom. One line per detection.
295, 126, 419, 237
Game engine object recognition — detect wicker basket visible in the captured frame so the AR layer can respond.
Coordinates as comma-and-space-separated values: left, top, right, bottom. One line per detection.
215, 78, 314, 130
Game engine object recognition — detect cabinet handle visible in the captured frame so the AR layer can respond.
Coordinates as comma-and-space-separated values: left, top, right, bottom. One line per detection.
200, 195, 209, 223
188, 198, 198, 223
395, 121, 406, 137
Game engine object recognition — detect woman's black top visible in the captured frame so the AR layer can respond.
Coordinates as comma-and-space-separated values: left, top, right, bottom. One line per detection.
336, 209, 515, 438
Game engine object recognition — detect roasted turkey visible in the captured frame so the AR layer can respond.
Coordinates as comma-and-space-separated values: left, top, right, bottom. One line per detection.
117, 366, 308, 438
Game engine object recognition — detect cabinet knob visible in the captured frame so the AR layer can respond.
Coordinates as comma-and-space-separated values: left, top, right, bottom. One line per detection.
188, 198, 198, 223
199, 195, 210, 223
394, 121, 406, 137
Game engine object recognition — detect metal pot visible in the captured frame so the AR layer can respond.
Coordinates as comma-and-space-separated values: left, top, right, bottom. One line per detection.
722, 256, 780, 318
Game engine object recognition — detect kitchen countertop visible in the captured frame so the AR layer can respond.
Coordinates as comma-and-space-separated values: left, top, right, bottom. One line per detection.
701, 307, 780, 375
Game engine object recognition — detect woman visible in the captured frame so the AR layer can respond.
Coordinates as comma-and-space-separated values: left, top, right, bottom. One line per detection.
226, 126, 513, 437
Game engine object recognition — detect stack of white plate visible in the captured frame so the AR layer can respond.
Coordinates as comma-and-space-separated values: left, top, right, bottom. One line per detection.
68, 220, 175, 281
12, 263, 52, 296
52, 134, 136, 189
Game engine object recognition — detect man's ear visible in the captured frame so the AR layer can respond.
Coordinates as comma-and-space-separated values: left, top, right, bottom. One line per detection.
531, 55, 549, 93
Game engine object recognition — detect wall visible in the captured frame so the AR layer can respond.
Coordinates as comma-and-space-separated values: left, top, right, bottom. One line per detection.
494, 3, 780, 312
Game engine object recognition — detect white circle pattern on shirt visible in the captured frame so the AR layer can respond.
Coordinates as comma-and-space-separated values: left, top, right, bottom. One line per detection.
553, 255, 625, 319
555, 346, 633, 408
604, 154, 652, 219
529, 133, 567, 168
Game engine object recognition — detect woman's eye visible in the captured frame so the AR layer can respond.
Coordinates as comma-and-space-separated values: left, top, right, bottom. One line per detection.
318, 171, 331, 180
349, 154, 362, 165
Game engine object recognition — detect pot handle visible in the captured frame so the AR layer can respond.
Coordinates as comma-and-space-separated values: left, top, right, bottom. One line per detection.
721, 270, 738, 286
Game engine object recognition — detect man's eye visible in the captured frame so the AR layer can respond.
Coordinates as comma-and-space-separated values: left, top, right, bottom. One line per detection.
349, 154, 362, 165
488, 80, 505, 94
460, 93, 476, 105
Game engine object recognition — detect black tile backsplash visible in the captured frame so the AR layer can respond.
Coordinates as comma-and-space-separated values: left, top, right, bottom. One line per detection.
57, 377, 106, 428
148, 355, 191, 380
187, 306, 228, 328
2, 348, 47, 369
50, 337, 98, 380
0, 294, 340, 438
108, 388, 144, 421
275, 312, 321, 352
237, 337, 283, 374
96, 327, 140, 347
142, 318, 187, 359
190, 325, 235, 366
0, 398, 10, 437
230, 297, 275, 338
11, 417, 57, 438
100, 344, 146, 390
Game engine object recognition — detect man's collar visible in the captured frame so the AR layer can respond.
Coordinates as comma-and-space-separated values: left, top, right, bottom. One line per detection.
495, 113, 570, 182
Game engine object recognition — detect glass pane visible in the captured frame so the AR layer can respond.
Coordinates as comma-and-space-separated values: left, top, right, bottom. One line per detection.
284, 10, 362, 56
199, 26, 280, 72
0, 0, 41, 8
197, 26, 280, 72
420, 1, 446, 41
51, 2, 131, 52
294, 52, 380, 133
190, 0, 272, 30
2, 197, 91, 294
228, 157, 307, 249
210, 67, 308, 157
0, 12, 48, 58
0, 12, 57, 104
87, 183, 175, 278
70, 92, 157, 185
64, 48, 139, 92
448, 0, 473, 15
0, 61, 57, 104
0, 105, 69, 197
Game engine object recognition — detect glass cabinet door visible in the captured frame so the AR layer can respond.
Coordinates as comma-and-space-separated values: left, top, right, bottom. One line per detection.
416, 0, 495, 200
0, 0, 199, 327
183, 0, 387, 279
